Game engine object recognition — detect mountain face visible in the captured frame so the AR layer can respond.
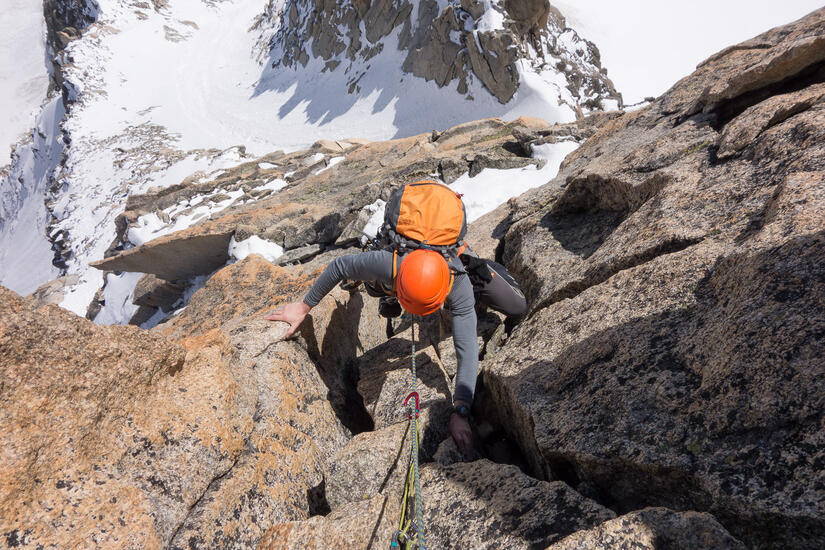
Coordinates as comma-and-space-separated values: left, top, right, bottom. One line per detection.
0, 0, 620, 316
2, 6, 824, 549
265, 0, 620, 110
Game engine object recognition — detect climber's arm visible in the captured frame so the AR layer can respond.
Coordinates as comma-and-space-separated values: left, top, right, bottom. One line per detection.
265, 250, 393, 337
446, 273, 479, 405
303, 250, 393, 306
445, 273, 478, 457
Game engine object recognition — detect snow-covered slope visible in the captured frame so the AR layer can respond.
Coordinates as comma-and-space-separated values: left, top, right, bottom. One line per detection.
0, 0, 50, 171
0, 0, 58, 294
263, 0, 620, 121
0, 0, 621, 317
0, 97, 64, 294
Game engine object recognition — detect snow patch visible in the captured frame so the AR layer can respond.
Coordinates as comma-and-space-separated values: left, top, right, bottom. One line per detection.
449, 141, 579, 223
228, 235, 284, 262
476, 1, 505, 31
315, 155, 344, 174
361, 198, 387, 240
93, 271, 142, 325
257, 177, 288, 192
128, 188, 245, 246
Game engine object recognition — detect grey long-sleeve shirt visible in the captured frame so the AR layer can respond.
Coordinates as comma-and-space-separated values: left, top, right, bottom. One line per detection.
303, 250, 479, 405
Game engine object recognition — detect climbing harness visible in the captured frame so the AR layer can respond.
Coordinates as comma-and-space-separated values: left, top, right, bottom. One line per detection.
391, 316, 426, 549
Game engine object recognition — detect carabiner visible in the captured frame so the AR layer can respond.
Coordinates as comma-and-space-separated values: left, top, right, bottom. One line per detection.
403, 391, 420, 419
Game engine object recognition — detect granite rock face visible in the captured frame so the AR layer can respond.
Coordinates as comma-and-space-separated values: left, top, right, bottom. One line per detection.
263, 0, 620, 108
482, 8, 825, 549
0, 259, 350, 549
257, 494, 398, 549
420, 460, 615, 549
547, 507, 746, 550
4, 9, 824, 550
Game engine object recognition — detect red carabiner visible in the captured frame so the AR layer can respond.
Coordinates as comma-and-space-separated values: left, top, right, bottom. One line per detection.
403, 392, 420, 419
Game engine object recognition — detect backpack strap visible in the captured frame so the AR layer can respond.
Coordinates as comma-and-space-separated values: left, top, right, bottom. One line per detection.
392, 248, 399, 293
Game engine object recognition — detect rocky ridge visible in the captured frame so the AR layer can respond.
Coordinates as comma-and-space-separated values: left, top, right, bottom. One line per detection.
479, 8, 825, 548
87, 114, 599, 322
2, 7, 825, 550
262, 0, 621, 109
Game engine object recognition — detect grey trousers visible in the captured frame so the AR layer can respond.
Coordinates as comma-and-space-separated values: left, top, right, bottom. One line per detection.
472, 260, 527, 317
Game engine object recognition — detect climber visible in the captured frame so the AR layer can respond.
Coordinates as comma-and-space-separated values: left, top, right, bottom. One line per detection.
265, 182, 526, 457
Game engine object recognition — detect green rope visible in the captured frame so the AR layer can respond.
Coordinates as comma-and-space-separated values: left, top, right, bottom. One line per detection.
391, 315, 426, 550
410, 317, 425, 549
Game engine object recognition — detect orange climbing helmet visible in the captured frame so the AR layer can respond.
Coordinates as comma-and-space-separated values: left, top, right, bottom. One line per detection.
395, 249, 454, 316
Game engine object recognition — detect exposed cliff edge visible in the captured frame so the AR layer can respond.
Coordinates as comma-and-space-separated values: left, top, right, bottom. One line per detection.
2, 7, 825, 550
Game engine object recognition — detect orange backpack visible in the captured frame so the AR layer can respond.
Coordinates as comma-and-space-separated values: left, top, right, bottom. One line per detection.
377, 180, 467, 253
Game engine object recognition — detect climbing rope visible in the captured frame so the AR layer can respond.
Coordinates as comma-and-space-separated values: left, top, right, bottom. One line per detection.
392, 315, 426, 549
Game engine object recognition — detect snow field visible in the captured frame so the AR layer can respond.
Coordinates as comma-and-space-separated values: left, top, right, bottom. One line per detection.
0, 96, 64, 294
0, 0, 49, 168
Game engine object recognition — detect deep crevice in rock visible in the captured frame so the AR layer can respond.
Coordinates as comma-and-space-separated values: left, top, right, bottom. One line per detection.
298, 293, 375, 435
471, 374, 535, 478
708, 59, 825, 131
307, 478, 331, 517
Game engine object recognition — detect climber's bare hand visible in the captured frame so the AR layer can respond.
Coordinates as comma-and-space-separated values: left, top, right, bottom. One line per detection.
449, 410, 473, 459
265, 301, 311, 338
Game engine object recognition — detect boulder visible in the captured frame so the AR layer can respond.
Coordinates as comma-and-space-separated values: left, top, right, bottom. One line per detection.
465, 29, 520, 103
547, 507, 745, 550
28, 274, 80, 307
356, 313, 459, 459
503, 0, 551, 36
420, 460, 615, 549
91, 229, 234, 281
276, 243, 323, 265
325, 422, 410, 510
356, 328, 453, 454
311, 139, 357, 154
439, 156, 469, 183
717, 82, 825, 159
91, 202, 336, 280
132, 273, 185, 311
257, 494, 398, 549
